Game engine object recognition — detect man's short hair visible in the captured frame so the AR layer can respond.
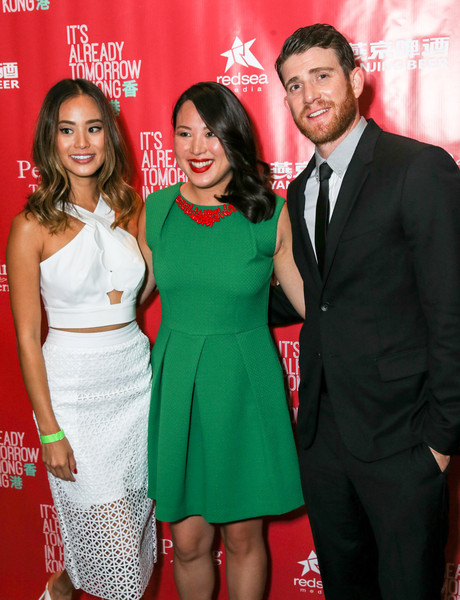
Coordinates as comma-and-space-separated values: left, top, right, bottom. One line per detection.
275, 23, 356, 84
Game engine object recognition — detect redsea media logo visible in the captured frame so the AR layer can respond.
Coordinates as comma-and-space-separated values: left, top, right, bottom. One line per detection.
217, 35, 268, 93
221, 36, 263, 72
294, 550, 323, 593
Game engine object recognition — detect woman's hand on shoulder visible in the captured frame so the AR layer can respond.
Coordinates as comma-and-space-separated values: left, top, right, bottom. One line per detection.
273, 203, 305, 319
42, 437, 77, 482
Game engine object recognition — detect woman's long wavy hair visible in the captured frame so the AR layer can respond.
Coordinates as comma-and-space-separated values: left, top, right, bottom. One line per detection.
26, 78, 138, 232
172, 82, 276, 223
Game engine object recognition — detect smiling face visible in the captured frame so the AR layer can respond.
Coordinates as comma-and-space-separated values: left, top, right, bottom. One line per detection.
281, 46, 364, 157
56, 94, 106, 186
173, 100, 232, 203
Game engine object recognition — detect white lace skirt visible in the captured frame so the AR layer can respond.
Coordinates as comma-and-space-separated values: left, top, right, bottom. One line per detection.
42, 322, 156, 600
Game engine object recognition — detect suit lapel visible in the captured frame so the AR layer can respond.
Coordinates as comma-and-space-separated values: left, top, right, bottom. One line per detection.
291, 157, 323, 289
322, 120, 381, 284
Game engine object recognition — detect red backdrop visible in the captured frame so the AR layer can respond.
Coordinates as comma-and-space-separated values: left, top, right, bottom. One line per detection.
1, 1, 460, 599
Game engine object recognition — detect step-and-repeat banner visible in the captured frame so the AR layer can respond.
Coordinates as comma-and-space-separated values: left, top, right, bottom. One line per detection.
1, 1, 460, 599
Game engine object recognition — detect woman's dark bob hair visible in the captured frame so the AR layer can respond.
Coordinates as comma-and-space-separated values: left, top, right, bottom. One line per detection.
172, 82, 275, 223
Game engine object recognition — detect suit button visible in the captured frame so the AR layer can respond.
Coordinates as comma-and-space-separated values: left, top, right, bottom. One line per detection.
321, 303, 329, 312
316, 352, 322, 358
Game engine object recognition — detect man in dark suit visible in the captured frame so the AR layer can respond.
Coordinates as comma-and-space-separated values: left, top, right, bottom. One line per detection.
273, 23, 460, 599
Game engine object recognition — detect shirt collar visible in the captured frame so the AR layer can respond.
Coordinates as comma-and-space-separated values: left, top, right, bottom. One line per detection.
314, 116, 368, 180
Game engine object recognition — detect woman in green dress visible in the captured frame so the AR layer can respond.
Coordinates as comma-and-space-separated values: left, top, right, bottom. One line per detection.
138, 82, 305, 600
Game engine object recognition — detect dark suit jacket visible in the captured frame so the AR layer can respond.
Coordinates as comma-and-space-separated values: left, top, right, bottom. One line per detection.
283, 119, 460, 460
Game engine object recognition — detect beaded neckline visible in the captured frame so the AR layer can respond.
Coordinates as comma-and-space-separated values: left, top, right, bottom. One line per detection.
175, 195, 237, 227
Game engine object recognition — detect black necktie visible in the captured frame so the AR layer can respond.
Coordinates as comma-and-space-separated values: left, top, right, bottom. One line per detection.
315, 162, 333, 275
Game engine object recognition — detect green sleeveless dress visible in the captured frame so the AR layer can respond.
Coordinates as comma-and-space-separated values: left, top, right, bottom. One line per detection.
146, 182, 303, 523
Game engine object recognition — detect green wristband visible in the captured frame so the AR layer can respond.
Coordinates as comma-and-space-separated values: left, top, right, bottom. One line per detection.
40, 430, 65, 444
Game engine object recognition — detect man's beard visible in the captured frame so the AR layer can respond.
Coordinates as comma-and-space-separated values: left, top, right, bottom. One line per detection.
295, 82, 357, 145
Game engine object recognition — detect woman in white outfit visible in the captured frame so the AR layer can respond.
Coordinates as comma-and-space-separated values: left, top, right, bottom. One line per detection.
6, 79, 155, 600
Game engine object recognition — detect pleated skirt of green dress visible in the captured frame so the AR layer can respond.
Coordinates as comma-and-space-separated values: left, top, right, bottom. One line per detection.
148, 323, 304, 523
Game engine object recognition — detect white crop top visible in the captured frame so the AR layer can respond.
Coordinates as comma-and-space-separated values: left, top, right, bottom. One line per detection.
40, 197, 145, 328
